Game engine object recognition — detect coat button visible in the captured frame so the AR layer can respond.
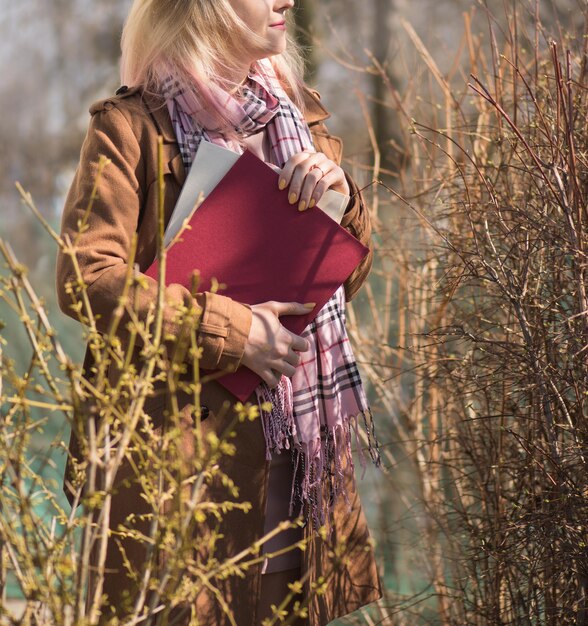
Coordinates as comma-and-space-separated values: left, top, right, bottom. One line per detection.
115, 85, 129, 95
200, 405, 210, 421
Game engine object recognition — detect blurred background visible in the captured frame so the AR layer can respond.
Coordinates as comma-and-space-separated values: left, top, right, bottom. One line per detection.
0, 0, 585, 623
2, 0, 580, 390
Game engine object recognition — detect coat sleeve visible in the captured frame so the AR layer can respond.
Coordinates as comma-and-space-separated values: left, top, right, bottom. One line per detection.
56, 105, 252, 372
340, 172, 373, 302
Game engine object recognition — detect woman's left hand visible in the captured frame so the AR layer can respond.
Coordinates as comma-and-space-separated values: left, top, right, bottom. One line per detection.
278, 151, 350, 212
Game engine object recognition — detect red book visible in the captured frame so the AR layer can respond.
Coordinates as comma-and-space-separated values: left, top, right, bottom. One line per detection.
145, 150, 369, 400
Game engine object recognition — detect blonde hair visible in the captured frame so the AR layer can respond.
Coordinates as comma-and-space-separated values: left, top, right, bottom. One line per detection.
120, 0, 306, 129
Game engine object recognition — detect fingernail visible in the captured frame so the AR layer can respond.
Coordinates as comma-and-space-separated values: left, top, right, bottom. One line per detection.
289, 192, 298, 204
298, 200, 307, 212
279, 178, 287, 190
303, 302, 316, 308
309, 199, 316, 208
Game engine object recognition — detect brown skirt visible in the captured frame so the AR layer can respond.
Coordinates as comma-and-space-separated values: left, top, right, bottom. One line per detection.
261, 449, 303, 574
258, 567, 309, 625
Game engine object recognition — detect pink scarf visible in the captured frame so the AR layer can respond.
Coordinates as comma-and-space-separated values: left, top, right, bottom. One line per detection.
162, 59, 380, 530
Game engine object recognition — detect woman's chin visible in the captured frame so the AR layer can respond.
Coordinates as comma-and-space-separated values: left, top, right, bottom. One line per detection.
249, 39, 287, 61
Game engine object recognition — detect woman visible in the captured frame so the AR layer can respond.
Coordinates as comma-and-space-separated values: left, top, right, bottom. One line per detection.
56, 0, 382, 624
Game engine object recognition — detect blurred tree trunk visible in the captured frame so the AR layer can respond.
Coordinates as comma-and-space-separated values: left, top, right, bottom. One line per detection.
372, 0, 404, 177
292, 0, 318, 83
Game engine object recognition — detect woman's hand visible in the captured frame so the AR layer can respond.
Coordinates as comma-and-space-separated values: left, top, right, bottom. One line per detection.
241, 301, 314, 388
278, 151, 350, 212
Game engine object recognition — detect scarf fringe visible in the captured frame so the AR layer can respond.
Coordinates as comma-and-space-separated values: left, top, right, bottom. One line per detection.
257, 376, 295, 461
256, 379, 381, 535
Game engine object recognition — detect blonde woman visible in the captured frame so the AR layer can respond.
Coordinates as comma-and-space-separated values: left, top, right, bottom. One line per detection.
57, 0, 382, 623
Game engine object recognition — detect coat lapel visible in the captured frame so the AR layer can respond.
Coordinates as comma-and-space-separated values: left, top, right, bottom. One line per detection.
300, 85, 331, 126
142, 92, 187, 188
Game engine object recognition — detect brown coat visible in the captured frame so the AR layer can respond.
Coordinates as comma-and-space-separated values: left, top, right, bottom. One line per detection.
56, 84, 381, 625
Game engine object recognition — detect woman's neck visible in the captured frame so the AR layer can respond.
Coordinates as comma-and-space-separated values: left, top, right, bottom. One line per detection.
222, 61, 255, 94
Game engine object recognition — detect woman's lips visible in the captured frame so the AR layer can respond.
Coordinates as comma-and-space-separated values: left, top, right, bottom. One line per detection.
270, 21, 286, 29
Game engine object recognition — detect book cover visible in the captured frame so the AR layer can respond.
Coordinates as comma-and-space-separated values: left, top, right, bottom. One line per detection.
164, 142, 349, 249
146, 150, 368, 400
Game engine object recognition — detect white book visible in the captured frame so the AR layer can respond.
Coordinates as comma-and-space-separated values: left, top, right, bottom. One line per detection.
164, 143, 240, 248
164, 142, 349, 248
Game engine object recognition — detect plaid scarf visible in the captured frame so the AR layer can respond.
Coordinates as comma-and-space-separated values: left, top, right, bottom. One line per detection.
162, 59, 380, 531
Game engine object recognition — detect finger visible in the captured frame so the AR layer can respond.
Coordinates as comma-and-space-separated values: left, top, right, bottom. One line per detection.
286, 154, 326, 206
262, 370, 280, 388
278, 362, 297, 378
285, 348, 303, 368
272, 301, 316, 317
290, 334, 310, 353
299, 163, 337, 211
278, 151, 313, 191
262, 300, 280, 315
307, 170, 343, 208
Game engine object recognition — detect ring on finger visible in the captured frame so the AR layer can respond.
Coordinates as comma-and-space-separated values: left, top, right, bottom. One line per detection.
310, 164, 327, 178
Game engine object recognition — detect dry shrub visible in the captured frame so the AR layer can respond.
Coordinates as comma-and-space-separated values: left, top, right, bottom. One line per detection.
0, 157, 312, 626
343, 3, 588, 624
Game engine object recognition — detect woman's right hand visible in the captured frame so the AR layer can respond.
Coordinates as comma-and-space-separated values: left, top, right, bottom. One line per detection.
241, 301, 315, 388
